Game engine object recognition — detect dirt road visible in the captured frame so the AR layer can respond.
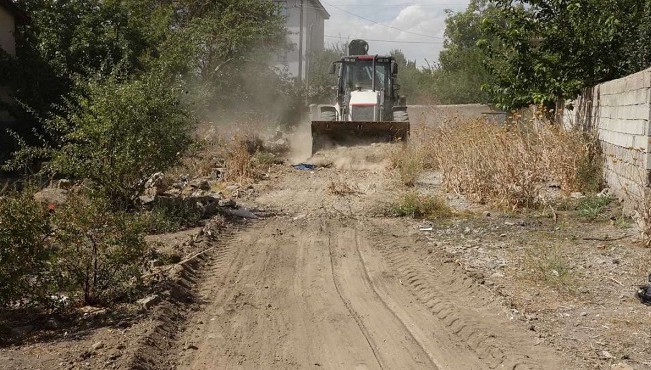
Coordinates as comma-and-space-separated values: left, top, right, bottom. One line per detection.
173, 144, 570, 369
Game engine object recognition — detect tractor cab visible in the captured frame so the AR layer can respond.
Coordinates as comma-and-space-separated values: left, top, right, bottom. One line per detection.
309, 39, 409, 154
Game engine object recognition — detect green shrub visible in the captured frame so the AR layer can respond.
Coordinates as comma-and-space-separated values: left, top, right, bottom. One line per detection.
0, 191, 52, 307
52, 194, 148, 305
391, 192, 453, 219
577, 195, 614, 220
139, 198, 203, 234
48, 74, 193, 208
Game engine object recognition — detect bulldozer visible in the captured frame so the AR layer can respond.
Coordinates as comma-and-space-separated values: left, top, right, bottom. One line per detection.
309, 39, 410, 154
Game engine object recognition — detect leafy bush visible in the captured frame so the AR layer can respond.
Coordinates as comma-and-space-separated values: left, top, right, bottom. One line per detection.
391, 192, 453, 219
52, 194, 148, 305
577, 195, 614, 220
47, 74, 193, 207
139, 198, 204, 234
0, 191, 52, 307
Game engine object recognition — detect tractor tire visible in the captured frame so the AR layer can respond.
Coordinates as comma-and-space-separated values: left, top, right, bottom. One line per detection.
320, 110, 337, 121
393, 110, 409, 122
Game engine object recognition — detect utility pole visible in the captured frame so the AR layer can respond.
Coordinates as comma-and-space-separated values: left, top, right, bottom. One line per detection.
298, 0, 304, 82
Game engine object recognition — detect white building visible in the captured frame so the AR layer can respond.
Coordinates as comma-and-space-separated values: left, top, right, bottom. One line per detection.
0, 0, 27, 126
274, 0, 330, 81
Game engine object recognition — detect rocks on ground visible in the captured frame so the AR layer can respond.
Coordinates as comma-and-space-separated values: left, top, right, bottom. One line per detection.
34, 188, 68, 206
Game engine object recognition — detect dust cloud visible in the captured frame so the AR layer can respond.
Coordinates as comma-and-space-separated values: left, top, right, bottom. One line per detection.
288, 121, 313, 164
309, 143, 393, 171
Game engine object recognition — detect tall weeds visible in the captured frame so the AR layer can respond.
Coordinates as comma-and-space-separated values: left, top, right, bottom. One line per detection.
169, 119, 274, 184
426, 118, 602, 209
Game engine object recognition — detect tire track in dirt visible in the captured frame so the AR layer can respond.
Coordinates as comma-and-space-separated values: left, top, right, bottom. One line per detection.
169, 144, 572, 369
365, 222, 563, 370
326, 220, 439, 369
348, 224, 440, 368
172, 219, 567, 369
129, 224, 247, 370
176, 219, 384, 369
325, 220, 385, 369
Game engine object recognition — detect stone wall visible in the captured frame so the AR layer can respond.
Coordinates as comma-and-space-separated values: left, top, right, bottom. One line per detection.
408, 104, 506, 128
563, 68, 651, 199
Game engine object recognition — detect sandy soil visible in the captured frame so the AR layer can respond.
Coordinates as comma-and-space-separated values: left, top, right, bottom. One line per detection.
2, 142, 649, 370
172, 144, 574, 370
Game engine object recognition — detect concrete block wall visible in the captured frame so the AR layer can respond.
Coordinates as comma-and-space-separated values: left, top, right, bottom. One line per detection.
563, 68, 651, 200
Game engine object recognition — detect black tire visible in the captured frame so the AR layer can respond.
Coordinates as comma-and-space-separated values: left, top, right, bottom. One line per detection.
393, 110, 409, 122
320, 111, 336, 121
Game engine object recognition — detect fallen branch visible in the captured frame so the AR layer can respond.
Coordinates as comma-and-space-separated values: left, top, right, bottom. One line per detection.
142, 246, 217, 280
609, 277, 624, 286
582, 235, 631, 242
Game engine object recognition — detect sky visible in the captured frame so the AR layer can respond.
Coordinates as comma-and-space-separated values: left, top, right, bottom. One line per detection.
319, 0, 471, 67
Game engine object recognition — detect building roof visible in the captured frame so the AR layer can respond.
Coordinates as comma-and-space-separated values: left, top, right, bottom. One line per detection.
0, 0, 29, 23
310, 0, 330, 20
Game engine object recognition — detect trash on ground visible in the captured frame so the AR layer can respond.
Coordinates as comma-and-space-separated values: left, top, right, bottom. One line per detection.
419, 227, 434, 232
637, 273, 651, 306
293, 163, 317, 171
223, 207, 260, 219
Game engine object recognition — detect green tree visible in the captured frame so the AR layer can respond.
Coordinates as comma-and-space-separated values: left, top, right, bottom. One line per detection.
48, 73, 193, 207
390, 50, 435, 104
52, 194, 147, 305
482, 0, 651, 109
0, 191, 51, 307
307, 45, 345, 104
433, 2, 493, 104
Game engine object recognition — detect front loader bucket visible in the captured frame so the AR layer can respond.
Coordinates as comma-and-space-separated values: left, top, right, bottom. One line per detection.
311, 121, 410, 154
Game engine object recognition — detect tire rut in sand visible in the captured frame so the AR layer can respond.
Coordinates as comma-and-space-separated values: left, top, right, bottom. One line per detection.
326, 220, 437, 369
326, 221, 385, 369
368, 225, 563, 370
177, 219, 384, 369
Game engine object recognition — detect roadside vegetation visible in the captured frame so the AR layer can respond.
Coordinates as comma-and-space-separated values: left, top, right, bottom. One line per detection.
313, 1, 651, 109
0, 0, 289, 312
390, 192, 453, 220
429, 117, 602, 209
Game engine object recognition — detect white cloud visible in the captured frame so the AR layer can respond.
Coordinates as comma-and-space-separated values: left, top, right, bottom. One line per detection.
321, 0, 470, 67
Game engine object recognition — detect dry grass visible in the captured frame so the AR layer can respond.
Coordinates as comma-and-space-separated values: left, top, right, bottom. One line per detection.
388, 130, 436, 187
422, 117, 602, 209
168, 120, 278, 185
327, 179, 358, 196
390, 192, 453, 220
632, 193, 651, 247
523, 244, 578, 292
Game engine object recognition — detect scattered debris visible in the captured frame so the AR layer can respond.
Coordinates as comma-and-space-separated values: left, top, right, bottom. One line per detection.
637, 274, 651, 306
137, 294, 162, 310
293, 163, 317, 171
91, 341, 105, 351
222, 207, 259, 219
145, 172, 168, 196
56, 179, 73, 190
218, 199, 236, 208
189, 179, 211, 191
